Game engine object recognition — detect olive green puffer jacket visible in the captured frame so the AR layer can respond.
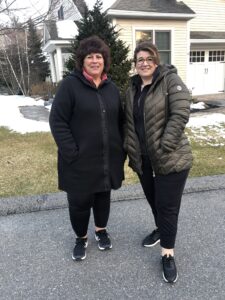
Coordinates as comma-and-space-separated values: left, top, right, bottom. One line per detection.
124, 64, 193, 175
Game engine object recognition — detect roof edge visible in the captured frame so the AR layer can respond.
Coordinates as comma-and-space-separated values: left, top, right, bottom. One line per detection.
107, 9, 195, 20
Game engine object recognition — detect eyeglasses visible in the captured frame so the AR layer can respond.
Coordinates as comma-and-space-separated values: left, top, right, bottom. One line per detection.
136, 57, 155, 65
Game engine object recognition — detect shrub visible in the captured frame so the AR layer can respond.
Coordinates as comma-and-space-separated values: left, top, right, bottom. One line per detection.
30, 82, 59, 100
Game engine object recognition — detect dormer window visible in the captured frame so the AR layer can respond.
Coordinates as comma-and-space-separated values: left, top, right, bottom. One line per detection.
58, 5, 64, 20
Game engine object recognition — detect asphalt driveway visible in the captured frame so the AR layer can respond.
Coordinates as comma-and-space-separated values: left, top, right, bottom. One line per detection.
0, 176, 225, 300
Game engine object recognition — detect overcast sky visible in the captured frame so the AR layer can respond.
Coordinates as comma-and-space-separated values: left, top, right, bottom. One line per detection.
0, 0, 116, 26
7, 0, 116, 21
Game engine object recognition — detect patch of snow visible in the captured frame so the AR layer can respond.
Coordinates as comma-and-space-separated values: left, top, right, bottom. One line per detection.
187, 113, 225, 128
0, 95, 50, 134
1, 95, 225, 139
190, 101, 206, 110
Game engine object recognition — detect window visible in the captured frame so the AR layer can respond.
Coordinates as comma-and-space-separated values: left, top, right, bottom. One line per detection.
190, 51, 205, 63
58, 5, 64, 20
135, 30, 153, 44
209, 50, 225, 62
155, 31, 171, 64
135, 30, 171, 64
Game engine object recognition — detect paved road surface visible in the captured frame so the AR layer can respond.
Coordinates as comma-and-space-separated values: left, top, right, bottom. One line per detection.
0, 186, 225, 299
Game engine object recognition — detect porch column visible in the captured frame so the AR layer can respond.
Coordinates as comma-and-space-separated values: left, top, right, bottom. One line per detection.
49, 52, 57, 83
56, 47, 63, 81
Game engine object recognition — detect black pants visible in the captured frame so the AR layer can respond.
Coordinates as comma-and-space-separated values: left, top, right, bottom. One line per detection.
138, 155, 189, 249
67, 191, 111, 237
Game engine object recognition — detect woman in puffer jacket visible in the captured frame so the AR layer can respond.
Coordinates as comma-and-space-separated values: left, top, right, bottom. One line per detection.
124, 41, 193, 283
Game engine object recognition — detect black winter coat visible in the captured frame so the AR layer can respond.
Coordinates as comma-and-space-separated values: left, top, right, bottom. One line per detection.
49, 70, 125, 194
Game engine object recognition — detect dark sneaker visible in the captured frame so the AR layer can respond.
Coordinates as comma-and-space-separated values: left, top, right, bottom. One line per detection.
72, 237, 88, 261
162, 254, 178, 283
142, 228, 160, 247
95, 229, 112, 250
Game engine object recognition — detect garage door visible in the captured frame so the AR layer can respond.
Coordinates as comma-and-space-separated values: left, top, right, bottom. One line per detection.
188, 50, 225, 96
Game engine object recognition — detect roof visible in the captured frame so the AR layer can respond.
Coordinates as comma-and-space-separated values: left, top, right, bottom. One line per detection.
43, 0, 86, 43
191, 31, 225, 39
108, 0, 195, 14
72, 0, 88, 17
44, 20, 58, 40
43, 19, 78, 43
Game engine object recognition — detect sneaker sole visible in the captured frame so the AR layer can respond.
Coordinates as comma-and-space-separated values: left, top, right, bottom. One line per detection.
143, 239, 160, 248
95, 235, 112, 251
72, 253, 86, 261
98, 244, 112, 251
72, 241, 88, 261
162, 271, 178, 283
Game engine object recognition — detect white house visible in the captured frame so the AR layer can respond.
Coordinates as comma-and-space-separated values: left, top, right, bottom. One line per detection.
42, 0, 87, 83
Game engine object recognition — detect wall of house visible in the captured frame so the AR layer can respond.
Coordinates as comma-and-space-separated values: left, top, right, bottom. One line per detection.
184, 0, 225, 31
114, 19, 189, 83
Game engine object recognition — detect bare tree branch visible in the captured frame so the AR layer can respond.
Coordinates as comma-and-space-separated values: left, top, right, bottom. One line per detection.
0, 0, 61, 32
2, 35, 25, 94
0, 58, 14, 94
0, 0, 17, 14
24, 28, 30, 95
14, 26, 26, 94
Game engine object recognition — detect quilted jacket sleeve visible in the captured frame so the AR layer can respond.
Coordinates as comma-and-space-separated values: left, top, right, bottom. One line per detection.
160, 73, 191, 152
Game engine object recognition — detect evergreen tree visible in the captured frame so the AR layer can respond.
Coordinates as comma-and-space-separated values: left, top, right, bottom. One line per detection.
27, 19, 49, 86
66, 0, 131, 97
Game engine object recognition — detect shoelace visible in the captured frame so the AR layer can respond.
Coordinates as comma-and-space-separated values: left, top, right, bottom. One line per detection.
151, 229, 157, 236
150, 229, 159, 238
97, 230, 109, 242
75, 238, 86, 248
164, 255, 175, 268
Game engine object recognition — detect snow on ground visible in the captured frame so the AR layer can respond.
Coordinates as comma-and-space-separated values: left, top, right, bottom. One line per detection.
187, 112, 225, 129
0, 95, 50, 134
187, 102, 225, 146
0, 96, 225, 145
190, 101, 206, 110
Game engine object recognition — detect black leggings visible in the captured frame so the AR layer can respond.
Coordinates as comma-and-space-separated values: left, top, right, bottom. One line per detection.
138, 155, 189, 249
67, 191, 111, 237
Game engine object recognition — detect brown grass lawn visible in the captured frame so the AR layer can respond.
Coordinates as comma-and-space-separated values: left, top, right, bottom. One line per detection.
0, 126, 225, 198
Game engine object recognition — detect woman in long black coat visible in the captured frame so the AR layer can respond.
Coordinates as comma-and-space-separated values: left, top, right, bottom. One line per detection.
49, 36, 125, 261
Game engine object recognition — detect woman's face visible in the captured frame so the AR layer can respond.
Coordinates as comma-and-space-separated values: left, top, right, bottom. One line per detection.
135, 50, 158, 80
83, 53, 104, 78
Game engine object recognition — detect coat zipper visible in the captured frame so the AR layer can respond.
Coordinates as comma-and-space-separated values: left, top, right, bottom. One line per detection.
143, 100, 156, 178
96, 92, 110, 189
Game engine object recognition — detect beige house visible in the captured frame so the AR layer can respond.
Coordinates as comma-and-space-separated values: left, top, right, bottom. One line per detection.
43, 0, 225, 96
107, 0, 225, 95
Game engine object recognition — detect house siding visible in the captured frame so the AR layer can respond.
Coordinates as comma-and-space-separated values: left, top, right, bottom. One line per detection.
184, 0, 225, 31
114, 19, 189, 82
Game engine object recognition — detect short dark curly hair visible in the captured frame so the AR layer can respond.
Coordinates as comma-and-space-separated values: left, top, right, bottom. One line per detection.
133, 40, 160, 65
76, 35, 111, 73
